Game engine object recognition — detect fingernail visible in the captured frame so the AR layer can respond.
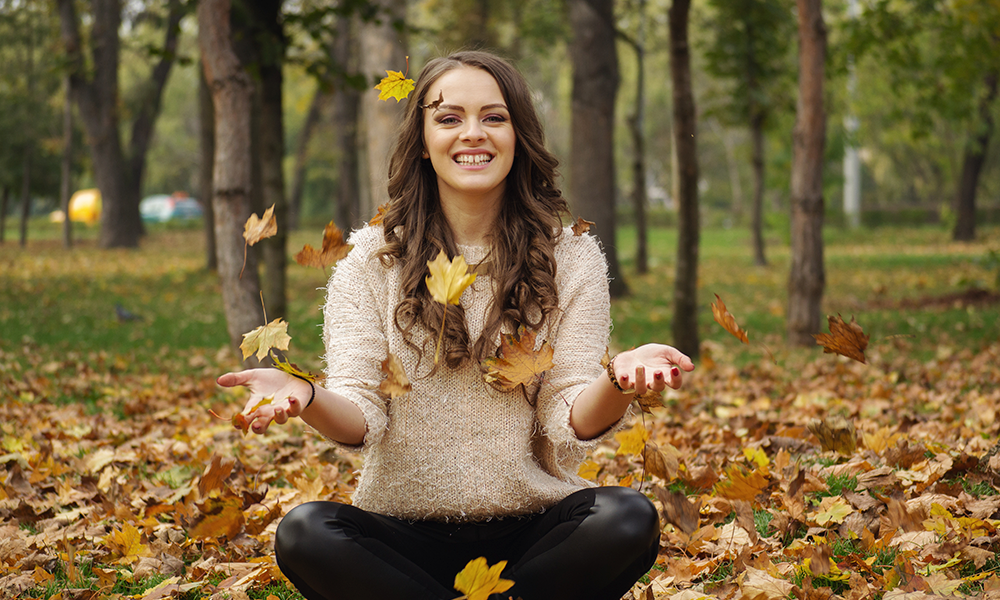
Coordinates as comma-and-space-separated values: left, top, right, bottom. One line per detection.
289, 397, 298, 404
654, 371, 663, 379
621, 374, 629, 382
671, 367, 680, 378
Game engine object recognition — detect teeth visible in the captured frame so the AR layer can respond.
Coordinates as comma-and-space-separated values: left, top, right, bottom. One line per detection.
455, 154, 493, 165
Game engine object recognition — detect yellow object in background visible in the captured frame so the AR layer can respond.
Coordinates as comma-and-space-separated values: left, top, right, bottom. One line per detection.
69, 189, 101, 224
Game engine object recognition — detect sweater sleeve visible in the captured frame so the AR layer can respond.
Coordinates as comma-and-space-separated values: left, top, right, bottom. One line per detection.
321, 227, 390, 452
534, 231, 631, 469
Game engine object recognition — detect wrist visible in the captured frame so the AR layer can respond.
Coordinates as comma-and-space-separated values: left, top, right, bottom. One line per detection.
605, 353, 632, 394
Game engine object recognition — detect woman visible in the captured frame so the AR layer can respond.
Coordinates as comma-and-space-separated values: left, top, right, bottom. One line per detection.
217, 50, 694, 600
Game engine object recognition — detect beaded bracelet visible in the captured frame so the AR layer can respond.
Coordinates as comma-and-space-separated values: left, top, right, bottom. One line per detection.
288, 373, 316, 409
606, 354, 628, 393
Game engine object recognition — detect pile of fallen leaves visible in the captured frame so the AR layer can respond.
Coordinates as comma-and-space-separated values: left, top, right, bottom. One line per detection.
2, 327, 998, 599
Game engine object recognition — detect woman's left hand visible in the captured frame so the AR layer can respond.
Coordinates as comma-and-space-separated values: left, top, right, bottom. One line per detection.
611, 344, 695, 395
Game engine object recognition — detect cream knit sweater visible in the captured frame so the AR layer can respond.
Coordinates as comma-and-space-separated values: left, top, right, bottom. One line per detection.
321, 225, 625, 522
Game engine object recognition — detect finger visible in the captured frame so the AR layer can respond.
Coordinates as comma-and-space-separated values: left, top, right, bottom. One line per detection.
667, 365, 683, 389
250, 414, 271, 435
633, 365, 647, 395
286, 396, 303, 417
273, 406, 288, 425
652, 369, 667, 391
217, 371, 253, 388
660, 347, 696, 371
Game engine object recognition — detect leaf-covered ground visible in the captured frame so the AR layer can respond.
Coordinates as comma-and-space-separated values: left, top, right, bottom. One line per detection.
2, 226, 999, 600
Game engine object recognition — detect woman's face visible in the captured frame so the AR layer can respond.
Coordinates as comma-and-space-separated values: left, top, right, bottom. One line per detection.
421, 66, 516, 208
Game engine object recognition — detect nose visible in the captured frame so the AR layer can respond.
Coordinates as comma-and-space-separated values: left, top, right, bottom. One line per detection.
461, 119, 486, 143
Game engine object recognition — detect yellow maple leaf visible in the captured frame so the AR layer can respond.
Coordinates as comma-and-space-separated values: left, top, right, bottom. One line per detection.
425, 249, 477, 306
615, 421, 650, 457
240, 318, 292, 361
481, 325, 555, 391
294, 221, 353, 270
714, 463, 769, 502
374, 69, 415, 102
578, 459, 601, 481
814, 496, 854, 526
270, 351, 321, 384
102, 522, 150, 565
453, 557, 514, 600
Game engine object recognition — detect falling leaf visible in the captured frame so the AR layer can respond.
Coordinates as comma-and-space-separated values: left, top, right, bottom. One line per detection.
211, 396, 273, 435
369, 202, 389, 226
481, 325, 554, 391
453, 557, 514, 600
294, 221, 353, 269
578, 459, 601, 481
571, 216, 594, 236
808, 415, 857, 455
653, 486, 701, 535
711, 294, 749, 344
243, 204, 277, 246
426, 250, 477, 306
375, 69, 415, 102
635, 390, 664, 414
379, 353, 412, 398
199, 455, 236, 496
240, 318, 292, 362
615, 421, 650, 457
102, 522, 150, 565
813, 314, 869, 363
420, 90, 444, 110
644, 441, 679, 481
270, 351, 321, 383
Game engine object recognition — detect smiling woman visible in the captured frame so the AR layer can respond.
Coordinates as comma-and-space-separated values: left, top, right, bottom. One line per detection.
216, 50, 695, 600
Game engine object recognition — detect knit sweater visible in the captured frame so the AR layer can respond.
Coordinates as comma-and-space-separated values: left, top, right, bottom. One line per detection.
321, 224, 625, 522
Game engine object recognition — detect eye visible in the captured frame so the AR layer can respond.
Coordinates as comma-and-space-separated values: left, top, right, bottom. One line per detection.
484, 114, 508, 124
437, 115, 461, 125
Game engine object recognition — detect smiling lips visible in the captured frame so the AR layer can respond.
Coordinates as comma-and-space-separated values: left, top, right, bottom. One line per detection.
454, 153, 494, 166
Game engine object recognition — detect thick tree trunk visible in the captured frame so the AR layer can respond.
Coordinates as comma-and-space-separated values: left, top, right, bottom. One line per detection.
61, 74, 74, 249
199, 0, 264, 358
360, 0, 407, 218
199, 63, 217, 271
787, 0, 827, 346
568, 0, 627, 298
669, 0, 700, 359
333, 14, 362, 231
750, 112, 767, 266
952, 70, 998, 242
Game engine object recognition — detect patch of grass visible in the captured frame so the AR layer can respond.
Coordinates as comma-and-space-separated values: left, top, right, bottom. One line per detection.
823, 474, 859, 498
754, 509, 773, 538
958, 477, 998, 498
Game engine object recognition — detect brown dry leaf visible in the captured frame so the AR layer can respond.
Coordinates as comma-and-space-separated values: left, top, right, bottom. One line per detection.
654, 486, 701, 535
190, 496, 245, 541
199, 455, 236, 497
714, 463, 770, 502
294, 221, 352, 270
481, 325, 554, 391
240, 318, 292, 362
807, 415, 857, 455
453, 557, 514, 600
369, 202, 389, 226
740, 567, 795, 600
243, 204, 277, 246
644, 441, 679, 481
711, 293, 749, 344
379, 353, 412, 398
635, 389, 664, 413
813, 314, 869, 363
571, 216, 594, 236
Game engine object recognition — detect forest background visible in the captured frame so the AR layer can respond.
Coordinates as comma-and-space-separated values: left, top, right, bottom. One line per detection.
2, 0, 1000, 599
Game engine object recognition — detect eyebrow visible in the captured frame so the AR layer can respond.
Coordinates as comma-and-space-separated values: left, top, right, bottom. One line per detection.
435, 103, 509, 112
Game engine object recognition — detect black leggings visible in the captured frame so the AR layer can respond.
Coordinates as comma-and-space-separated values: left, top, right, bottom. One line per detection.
274, 487, 659, 600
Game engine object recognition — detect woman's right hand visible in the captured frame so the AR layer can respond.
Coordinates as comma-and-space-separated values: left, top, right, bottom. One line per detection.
216, 369, 314, 435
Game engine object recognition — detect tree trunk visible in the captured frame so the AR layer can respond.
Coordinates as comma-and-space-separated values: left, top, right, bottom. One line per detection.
333, 14, 362, 231
627, 0, 649, 275
669, 0, 700, 359
248, 0, 288, 321
61, 74, 74, 249
750, 112, 767, 266
787, 0, 827, 346
360, 0, 408, 218
199, 0, 264, 359
199, 62, 217, 271
568, 0, 627, 298
0, 186, 8, 243
288, 88, 328, 230
952, 70, 998, 242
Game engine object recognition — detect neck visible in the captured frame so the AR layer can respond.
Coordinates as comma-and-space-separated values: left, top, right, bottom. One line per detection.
440, 189, 503, 247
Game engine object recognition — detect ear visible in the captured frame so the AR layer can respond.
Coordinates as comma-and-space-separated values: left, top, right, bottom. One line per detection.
421, 149, 429, 159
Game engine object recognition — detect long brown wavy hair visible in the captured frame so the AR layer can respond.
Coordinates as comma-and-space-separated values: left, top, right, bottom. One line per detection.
375, 50, 570, 371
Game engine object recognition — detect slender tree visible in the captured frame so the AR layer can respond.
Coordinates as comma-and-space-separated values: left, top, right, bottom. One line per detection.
198, 65, 217, 272
568, 0, 627, 297
668, 0, 700, 358
619, 0, 649, 274
787, 0, 827, 346
198, 0, 265, 358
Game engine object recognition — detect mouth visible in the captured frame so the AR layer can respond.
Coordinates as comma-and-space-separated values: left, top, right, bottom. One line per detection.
453, 153, 494, 166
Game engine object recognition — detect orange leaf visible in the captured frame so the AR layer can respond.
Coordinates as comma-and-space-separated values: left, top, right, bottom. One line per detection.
102, 522, 150, 565
294, 221, 352, 269
481, 325, 554, 391
813, 314, 869, 363
243, 204, 277, 246
453, 557, 514, 600
199, 455, 236, 496
711, 294, 749, 344
374, 69, 415, 102
571, 216, 594, 236
379, 353, 412, 398
189, 496, 245, 541
240, 318, 291, 361
714, 463, 769, 502
369, 202, 389, 226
